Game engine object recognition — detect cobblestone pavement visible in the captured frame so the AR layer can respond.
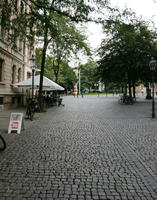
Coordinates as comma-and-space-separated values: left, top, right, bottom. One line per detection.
0, 95, 157, 200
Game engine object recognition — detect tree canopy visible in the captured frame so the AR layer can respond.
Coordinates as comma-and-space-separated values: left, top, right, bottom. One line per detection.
0, 0, 109, 107
79, 61, 98, 91
98, 9, 157, 95
0, 0, 109, 46
36, 48, 77, 91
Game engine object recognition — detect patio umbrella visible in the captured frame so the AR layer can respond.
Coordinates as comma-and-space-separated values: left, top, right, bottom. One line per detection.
14, 75, 64, 91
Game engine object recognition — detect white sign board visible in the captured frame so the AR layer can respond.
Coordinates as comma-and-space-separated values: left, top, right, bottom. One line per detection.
8, 113, 24, 134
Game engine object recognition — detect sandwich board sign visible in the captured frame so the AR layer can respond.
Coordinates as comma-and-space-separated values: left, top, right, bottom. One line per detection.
8, 113, 24, 134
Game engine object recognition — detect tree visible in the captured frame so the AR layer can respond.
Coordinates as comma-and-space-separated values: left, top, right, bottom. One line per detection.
47, 20, 91, 83
59, 62, 77, 91
36, 48, 54, 80
98, 9, 157, 97
78, 61, 98, 91
0, 0, 109, 107
36, 48, 77, 91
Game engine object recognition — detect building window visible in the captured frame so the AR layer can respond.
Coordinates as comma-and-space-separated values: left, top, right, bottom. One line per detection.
0, 97, 3, 105
19, 38, 23, 52
0, 0, 9, 38
18, 68, 21, 82
18, 97, 21, 103
0, 59, 3, 82
12, 97, 15, 104
12, 65, 16, 84
27, 72, 31, 79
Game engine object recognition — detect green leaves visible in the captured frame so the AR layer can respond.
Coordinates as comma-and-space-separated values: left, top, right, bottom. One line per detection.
98, 11, 157, 86
36, 48, 77, 90
79, 61, 98, 90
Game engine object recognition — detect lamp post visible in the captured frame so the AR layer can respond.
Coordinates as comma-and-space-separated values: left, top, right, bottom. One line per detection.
78, 63, 81, 95
149, 57, 156, 118
30, 54, 36, 99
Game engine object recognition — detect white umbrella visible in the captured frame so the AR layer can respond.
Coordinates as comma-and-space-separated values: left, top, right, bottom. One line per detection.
14, 75, 64, 91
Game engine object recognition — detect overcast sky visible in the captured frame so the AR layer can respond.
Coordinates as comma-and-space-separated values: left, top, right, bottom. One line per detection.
87, 0, 157, 50
73, 0, 157, 66
111, 0, 157, 19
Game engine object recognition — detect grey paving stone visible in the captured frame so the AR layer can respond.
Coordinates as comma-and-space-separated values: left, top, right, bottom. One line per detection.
0, 95, 157, 199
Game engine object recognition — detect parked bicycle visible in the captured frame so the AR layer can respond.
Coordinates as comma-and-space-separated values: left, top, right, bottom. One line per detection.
26, 98, 38, 121
118, 94, 134, 105
0, 135, 6, 151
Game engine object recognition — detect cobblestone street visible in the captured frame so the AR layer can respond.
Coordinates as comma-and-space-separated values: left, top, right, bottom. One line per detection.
0, 95, 157, 200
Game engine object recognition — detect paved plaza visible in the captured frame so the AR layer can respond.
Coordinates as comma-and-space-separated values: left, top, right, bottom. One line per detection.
0, 95, 157, 200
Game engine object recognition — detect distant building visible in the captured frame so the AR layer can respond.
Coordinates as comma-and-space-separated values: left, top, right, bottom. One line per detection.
98, 78, 105, 92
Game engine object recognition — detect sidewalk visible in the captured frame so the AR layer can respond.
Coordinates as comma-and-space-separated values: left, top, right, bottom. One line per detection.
0, 94, 152, 133
0, 94, 151, 132
0, 95, 157, 199
0, 106, 44, 133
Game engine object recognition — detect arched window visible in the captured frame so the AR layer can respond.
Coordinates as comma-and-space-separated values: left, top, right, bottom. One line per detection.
18, 68, 21, 82
27, 72, 31, 79
12, 65, 16, 84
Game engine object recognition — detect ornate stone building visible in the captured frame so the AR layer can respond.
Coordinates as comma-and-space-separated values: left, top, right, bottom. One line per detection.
0, 0, 33, 111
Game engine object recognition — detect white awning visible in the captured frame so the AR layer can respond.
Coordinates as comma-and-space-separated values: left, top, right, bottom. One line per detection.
14, 75, 64, 91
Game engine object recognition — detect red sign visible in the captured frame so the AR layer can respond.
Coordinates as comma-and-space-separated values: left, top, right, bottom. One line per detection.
11, 122, 19, 129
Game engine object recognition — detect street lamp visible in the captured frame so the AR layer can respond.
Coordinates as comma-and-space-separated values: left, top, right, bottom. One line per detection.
149, 57, 156, 118
78, 63, 81, 95
30, 54, 36, 99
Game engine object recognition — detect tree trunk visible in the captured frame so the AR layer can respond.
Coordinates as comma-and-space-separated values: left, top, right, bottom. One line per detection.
121, 86, 124, 93
54, 65, 59, 83
55, 71, 58, 83
146, 83, 152, 99
39, 27, 48, 110
133, 82, 136, 99
128, 80, 132, 97
124, 84, 127, 95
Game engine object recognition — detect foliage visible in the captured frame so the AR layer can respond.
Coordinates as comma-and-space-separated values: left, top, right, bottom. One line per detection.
36, 48, 77, 91
105, 82, 120, 90
47, 17, 91, 83
79, 61, 98, 91
59, 62, 77, 91
0, 0, 109, 47
0, 0, 109, 107
98, 9, 157, 91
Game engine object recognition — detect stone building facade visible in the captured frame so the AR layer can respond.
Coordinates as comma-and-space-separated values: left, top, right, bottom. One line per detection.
0, 0, 33, 111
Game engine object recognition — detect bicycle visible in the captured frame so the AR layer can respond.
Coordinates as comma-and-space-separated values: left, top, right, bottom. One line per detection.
26, 98, 36, 121
0, 135, 6, 151
118, 95, 134, 105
